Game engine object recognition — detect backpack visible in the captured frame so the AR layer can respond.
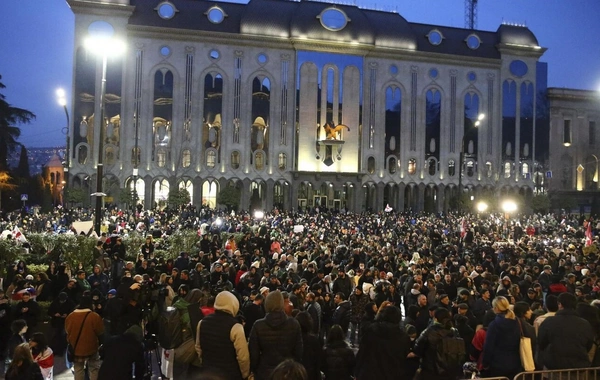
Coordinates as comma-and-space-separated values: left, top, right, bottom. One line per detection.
158, 306, 184, 349
435, 329, 466, 375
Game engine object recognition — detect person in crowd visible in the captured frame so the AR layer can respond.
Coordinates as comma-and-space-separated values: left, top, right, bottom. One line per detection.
321, 324, 355, 380
5, 343, 43, 380
29, 332, 54, 380
296, 311, 322, 380
65, 295, 104, 380
355, 305, 411, 380
513, 301, 537, 366
413, 307, 463, 380
97, 326, 145, 380
13, 290, 40, 336
305, 292, 322, 337
249, 290, 303, 380
34, 272, 52, 302
331, 292, 352, 336
195, 290, 250, 380
88, 265, 109, 295
538, 292, 594, 371
0, 288, 12, 373
470, 310, 496, 373
482, 296, 522, 378
575, 302, 600, 366
47, 292, 75, 356
269, 359, 308, 380
7, 319, 28, 364
242, 292, 265, 338
349, 285, 368, 347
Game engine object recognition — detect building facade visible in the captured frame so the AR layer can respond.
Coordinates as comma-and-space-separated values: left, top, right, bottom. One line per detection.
548, 88, 600, 213
66, 0, 546, 212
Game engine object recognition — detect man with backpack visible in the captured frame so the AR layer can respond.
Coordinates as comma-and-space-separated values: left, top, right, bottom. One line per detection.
412, 307, 466, 380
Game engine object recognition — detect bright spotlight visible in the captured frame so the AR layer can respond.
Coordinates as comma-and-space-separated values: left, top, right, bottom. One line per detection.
501, 200, 518, 213
215, 217, 222, 226
254, 210, 264, 220
476, 201, 488, 213
478, 113, 486, 121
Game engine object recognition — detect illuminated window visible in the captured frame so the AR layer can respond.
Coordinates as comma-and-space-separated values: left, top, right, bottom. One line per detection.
504, 162, 512, 178
255, 152, 264, 171
207, 150, 216, 168
389, 157, 397, 174
563, 120, 572, 146
408, 158, 417, 175
486, 161, 492, 178
428, 158, 436, 176
182, 149, 191, 168
157, 149, 166, 168
466, 160, 475, 177
367, 157, 375, 174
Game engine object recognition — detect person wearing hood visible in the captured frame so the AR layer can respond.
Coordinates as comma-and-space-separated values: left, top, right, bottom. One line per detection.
173, 288, 204, 342
481, 296, 521, 378
249, 290, 303, 380
195, 290, 250, 380
355, 305, 411, 380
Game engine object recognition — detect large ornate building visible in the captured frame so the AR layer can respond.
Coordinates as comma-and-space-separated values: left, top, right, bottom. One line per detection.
66, 0, 546, 212
548, 88, 600, 213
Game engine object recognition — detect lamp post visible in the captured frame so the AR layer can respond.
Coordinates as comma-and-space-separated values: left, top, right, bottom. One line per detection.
458, 113, 485, 194
56, 89, 70, 207
85, 36, 125, 234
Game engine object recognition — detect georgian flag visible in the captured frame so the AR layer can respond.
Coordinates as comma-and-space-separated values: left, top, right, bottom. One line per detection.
12, 226, 27, 243
460, 218, 467, 239
586, 220, 593, 247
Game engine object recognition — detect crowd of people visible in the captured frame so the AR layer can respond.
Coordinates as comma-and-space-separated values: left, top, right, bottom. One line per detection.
1, 205, 600, 380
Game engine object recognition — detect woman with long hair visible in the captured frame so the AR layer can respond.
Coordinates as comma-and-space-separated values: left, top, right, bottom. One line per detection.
30, 332, 54, 380
35, 272, 52, 302
321, 325, 355, 380
482, 296, 521, 378
5, 343, 43, 380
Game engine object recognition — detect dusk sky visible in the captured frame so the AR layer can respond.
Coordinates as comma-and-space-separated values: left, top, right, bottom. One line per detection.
2, 0, 599, 148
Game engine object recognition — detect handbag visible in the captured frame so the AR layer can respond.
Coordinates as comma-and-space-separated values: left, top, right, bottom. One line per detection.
67, 312, 90, 362
517, 318, 535, 372
174, 338, 200, 366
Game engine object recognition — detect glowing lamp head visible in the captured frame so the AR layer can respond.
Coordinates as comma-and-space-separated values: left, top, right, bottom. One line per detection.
254, 210, 264, 220
476, 201, 488, 213
501, 200, 517, 213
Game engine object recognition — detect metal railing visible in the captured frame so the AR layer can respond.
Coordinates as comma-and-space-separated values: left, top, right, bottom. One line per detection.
513, 367, 600, 380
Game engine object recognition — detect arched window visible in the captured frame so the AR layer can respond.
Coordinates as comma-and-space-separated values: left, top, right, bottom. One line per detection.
202, 180, 218, 208
504, 162, 512, 178
182, 149, 191, 168
255, 152, 264, 170
78, 145, 88, 165
278, 153, 287, 170
157, 149, 166, 168
367, 157, 375, 174
388, 157, 397, 174
408, 158, 417, 175
466, 160, 475, 177
154, 179, 170, 206
207, 150, 216, 168
522, 162, 530, 179
105, 146, 116, 165
486, 161, 492, 178
231, 151, 240, 170
179, 179, 193, 204
448, 160, 455, 177
428, 158, 436, 176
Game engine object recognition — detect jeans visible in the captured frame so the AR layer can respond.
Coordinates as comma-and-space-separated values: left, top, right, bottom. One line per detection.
73, 353, 101, 380
349, 321, 360, 345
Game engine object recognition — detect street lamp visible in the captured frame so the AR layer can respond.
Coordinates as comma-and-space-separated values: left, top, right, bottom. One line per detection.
56, 89, 70, 206
85, 35, 125, 234
476, 201, 488, 213
501, 199, 518, 215
458, 113, 485, 194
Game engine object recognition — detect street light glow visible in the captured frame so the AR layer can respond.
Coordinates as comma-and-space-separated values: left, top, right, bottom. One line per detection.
84, 36, 126, 57
501, 200, 518, 213
254, 210, 264, 220
476, 201, 488, 213
478, 113, 485, 121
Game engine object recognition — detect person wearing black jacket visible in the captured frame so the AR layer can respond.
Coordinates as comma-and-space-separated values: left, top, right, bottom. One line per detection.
12, 291, 40, 334
355, 305, 411, 380
413, 308, 463, 380
538, 292, 594, 370
296, 311, 322, 380
98, 328, 145, 380
47, 292, 75, 355
331, 292, 352, 335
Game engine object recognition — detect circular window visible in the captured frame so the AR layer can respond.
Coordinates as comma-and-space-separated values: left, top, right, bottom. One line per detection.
319, 8, 348, 31
390, 65, 398, 75
156, 2, 176, 20
257, 53, 268, 64
209, 49, 220, 60
87, 21, 114, 37
207, 6, 225, 24
466, 34, 480, 49
509, 60, 528, 77
160, 46, 171, 57
429, 68, 439, 79
427, 30, 443, 45
467, 71, 477, 82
